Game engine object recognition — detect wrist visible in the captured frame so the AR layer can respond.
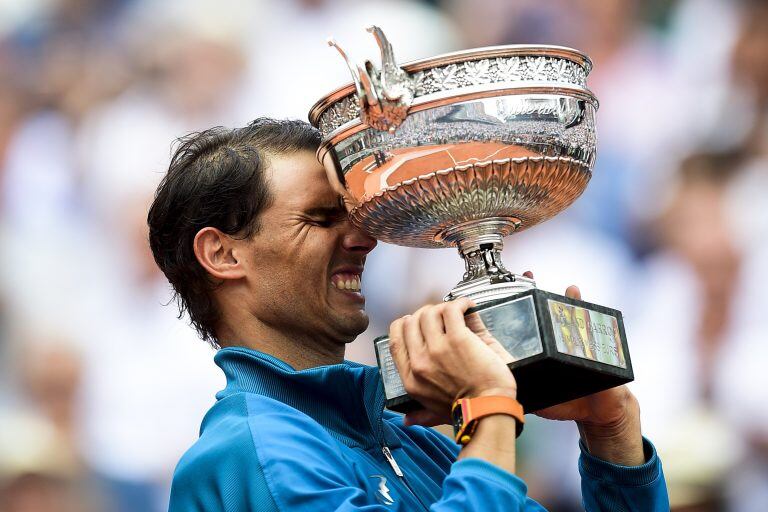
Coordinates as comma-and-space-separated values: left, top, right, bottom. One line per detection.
457, 414, 518, 474
463, 385, 517, 401
576, 390, 639, 436
577, 394, 645, 466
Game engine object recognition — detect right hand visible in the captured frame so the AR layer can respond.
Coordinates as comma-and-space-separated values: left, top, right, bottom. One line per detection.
388, 297, 517, 427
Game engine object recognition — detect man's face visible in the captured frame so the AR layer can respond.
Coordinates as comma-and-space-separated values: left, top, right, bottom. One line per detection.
237, 150, 377, 346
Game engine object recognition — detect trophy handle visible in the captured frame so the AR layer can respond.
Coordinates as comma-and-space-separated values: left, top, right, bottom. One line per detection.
359, 61, 382, 109
366, 25, 405, 101
327, 27, 415, 133
327, 39, 366, 102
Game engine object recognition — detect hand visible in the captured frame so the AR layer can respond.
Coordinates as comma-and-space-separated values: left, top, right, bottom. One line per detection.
389, 298, 517, 427
533, 282, 645, 466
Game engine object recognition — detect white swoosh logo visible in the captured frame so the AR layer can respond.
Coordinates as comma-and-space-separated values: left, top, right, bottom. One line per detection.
369, 475, 395, 505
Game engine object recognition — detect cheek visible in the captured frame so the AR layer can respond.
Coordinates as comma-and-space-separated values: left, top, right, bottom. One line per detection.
246, 237, 333, 290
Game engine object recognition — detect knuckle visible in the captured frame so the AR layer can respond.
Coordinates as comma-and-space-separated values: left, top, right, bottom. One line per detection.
428, 340, 448, 358
446, 300, 466, 316
442, 299, 457, 311
389, 317, 404, 333
415, 304, 434, 316
418, 310, 434, 329
446, 329, 468, 345
410, 356, 429, 376
403, 380, 419, 397
455, 297, 469, 307
402, 375, 417, 393
418, 303, 434, 315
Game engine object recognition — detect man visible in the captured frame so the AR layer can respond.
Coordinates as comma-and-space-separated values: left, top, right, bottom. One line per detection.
148, 118, 669, 510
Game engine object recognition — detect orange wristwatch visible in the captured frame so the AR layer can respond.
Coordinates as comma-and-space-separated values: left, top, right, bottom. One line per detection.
451, 396, 525, 445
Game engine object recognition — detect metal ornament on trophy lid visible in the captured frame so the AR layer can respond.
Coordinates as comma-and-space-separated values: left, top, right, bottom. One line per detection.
309, 26, 633, 413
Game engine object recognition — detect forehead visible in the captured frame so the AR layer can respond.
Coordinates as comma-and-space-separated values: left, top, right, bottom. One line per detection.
266, 150, 340, 209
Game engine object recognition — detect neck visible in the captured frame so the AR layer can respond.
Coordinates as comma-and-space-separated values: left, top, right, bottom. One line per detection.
216, 309, 346, 370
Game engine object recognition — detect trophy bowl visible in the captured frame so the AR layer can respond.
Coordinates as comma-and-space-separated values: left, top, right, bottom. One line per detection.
309, 27, 632, 413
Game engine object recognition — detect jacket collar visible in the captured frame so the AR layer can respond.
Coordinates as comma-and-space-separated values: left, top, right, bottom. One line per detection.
214, 347, 400, 449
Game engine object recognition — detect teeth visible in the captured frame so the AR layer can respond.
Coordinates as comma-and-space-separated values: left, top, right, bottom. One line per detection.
332, 274, 361, 292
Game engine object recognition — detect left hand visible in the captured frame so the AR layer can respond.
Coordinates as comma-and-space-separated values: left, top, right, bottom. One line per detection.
534, 284, 633, 427
533, 281, 645, 465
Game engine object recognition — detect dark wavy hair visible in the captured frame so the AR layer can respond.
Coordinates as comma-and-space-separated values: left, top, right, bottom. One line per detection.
148, 118, 321, 346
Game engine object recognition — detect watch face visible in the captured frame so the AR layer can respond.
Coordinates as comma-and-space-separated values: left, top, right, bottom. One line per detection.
451, 403, 464, 432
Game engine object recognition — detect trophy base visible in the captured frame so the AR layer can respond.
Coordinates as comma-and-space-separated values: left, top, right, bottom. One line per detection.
374, 288, 633, 414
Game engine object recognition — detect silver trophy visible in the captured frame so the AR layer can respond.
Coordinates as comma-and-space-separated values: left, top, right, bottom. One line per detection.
309, 27, 632, 412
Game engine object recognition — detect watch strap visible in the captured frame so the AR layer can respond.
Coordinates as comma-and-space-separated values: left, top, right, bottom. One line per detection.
453, 395, 524, 445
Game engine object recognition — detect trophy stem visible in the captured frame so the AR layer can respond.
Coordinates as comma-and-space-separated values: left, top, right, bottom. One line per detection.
436, 218, 536, 304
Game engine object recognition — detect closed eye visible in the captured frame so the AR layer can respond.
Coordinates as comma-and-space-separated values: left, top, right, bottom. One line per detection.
309, 217, 338, 228
305, 206, 348, 228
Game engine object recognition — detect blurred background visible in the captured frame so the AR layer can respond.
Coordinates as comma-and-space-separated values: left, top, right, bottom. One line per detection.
0, 0, 766, 510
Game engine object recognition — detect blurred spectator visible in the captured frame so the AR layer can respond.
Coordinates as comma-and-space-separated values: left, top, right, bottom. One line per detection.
731, 0, 768, 158
557, 0, 684, 250
628, 150, 764, 511
0, 410, 100, 512
17, 337, 83, 443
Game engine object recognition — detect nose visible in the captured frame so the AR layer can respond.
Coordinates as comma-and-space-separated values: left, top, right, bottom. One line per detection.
341, 222, 377, 254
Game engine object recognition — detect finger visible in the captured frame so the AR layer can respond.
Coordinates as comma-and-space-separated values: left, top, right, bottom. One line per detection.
523, 270, 534, 279
488, 340, 516, 364
443, 297, 475, 336
388, 316, 411, 377
565, 285, 581, 300
404, 408, 450, 427
462, 311, 485, 336
420, 304, 447, 339
403, 312, 426, 363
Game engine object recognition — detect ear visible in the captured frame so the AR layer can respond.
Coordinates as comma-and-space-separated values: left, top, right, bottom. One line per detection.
193, 227, 246, 281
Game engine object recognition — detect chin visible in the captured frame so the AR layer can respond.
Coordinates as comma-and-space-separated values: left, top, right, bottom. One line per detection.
336, 314, 370, 342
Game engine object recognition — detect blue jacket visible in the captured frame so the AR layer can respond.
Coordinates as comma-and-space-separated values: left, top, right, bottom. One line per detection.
169, 347, 669, 511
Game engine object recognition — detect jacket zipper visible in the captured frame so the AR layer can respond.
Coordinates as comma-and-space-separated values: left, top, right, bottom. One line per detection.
382, 445, 430, 511
366, 367, 429, 510
382, 446, 404, 477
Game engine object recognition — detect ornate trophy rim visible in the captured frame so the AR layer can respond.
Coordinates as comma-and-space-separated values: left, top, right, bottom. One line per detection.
315, 84, 598, 164
308, 43, 592, 129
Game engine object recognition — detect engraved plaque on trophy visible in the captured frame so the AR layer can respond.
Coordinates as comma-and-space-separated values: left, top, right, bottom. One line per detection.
309, 27, 633, 413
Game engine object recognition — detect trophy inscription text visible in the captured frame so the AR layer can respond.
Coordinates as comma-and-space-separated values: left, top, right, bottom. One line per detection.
548, 299, 626, 368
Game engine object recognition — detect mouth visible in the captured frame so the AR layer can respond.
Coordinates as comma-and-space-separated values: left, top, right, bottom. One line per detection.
330, 272, 362, 293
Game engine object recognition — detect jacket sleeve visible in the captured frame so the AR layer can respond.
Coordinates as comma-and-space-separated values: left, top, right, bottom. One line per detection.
434, 458, 547, 511
411, 423, 547, 511
579, 437, 670, 511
